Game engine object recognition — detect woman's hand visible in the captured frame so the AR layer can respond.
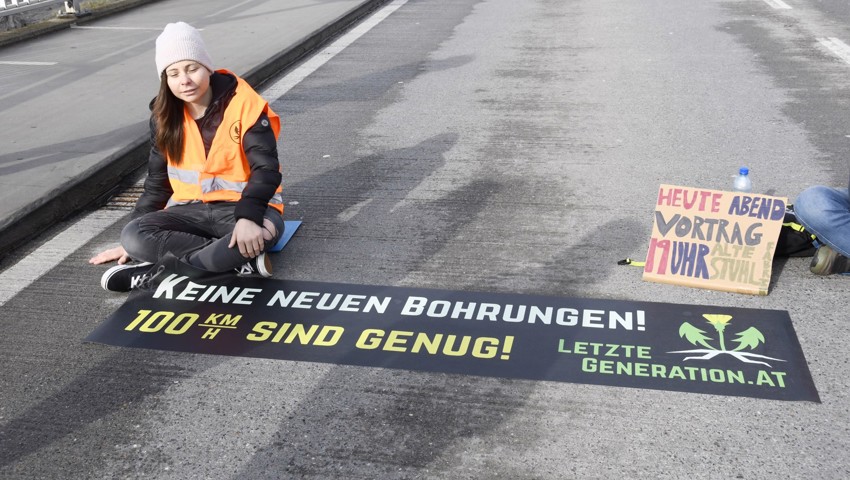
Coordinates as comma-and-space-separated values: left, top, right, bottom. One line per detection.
229, 218, 265, 258
89, 246, 130, 265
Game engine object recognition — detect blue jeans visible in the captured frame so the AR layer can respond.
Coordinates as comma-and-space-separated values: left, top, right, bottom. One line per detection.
121, 202, 285, 273
794, 185, 850, 258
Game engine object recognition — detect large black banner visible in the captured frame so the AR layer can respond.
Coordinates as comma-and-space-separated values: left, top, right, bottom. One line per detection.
87, 274, 819, 402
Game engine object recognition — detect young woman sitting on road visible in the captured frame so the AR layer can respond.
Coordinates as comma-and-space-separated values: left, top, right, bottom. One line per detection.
89, 21, 284, 291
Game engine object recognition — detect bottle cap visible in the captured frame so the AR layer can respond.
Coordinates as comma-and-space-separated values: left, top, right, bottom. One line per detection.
739, 166, 749, 175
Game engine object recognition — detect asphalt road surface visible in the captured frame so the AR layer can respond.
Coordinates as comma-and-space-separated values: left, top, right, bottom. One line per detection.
2, 0, 850, 478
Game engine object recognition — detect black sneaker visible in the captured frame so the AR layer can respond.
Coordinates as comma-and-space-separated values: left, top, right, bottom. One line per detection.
235, 252, 272, 278
100, 262, 157, 292
810, 245, 850, 276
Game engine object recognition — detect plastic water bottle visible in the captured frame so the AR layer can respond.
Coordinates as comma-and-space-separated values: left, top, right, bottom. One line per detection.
733, 166, 752, 193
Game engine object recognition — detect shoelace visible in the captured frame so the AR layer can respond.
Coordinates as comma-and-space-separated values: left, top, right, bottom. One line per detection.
130, 265, 167, 290
236, 263, 255, 275
129, 274, 147, 289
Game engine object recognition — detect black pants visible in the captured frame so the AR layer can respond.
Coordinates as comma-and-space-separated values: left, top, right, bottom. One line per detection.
121, 202, 285, 272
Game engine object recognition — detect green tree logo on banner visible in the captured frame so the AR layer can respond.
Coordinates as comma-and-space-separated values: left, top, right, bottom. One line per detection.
669, 314, 786, 368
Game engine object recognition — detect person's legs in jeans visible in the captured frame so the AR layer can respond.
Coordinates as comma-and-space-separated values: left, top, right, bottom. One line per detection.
183, 203, 284, 273
794, 185, 850, 274
102, 203, 220, 291
122, 203, 284, 273
121, 203, 223, 264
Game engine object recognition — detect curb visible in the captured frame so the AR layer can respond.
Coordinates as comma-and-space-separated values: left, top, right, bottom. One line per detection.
0, 0, 390, 260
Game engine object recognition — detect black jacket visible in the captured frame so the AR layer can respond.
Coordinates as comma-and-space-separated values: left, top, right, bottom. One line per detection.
133, 72, 282, 226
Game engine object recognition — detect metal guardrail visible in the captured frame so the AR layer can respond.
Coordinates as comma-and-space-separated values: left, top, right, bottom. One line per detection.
1, 0, 82, 18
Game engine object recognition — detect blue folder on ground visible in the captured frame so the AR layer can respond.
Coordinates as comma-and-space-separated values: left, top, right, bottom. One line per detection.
269, 220, 302, 252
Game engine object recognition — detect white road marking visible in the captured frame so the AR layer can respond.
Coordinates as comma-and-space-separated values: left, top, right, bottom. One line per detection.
0, 210, 127, 306
204, 0, 255, 18
0, 61, 57, 65
337, 198, 373, 222
261, 0, 408, 100
817, 37, 850, 65
70, 25, 165, 31
0, 70, 67, 102
762, 0, 792, 10
90, 36, 157, 63
0, 0, 409, 304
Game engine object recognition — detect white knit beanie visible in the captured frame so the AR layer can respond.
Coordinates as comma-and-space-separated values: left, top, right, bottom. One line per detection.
155, 22, 214, 77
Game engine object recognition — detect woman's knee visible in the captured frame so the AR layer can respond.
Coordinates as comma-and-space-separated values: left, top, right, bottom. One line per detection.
796, 185, 831, 207
120, 219, 149, 260
796, 185, 845, 218
263, 212, 285, 244
794, 185, 850, 247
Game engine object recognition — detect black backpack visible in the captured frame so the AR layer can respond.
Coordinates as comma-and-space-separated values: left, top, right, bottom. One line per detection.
775, 205, 819, 257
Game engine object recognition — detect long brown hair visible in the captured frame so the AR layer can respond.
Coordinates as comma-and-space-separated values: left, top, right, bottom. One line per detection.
152, 72, 185, 165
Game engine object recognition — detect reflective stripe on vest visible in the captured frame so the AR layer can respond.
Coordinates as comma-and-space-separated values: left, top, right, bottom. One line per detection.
166, 70, 283, 214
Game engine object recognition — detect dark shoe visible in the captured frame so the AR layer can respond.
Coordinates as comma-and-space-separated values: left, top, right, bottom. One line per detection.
149, 253, 220, 286
235, 252, 272, 277
100, 262, 157, 292
810, 245, 850, 275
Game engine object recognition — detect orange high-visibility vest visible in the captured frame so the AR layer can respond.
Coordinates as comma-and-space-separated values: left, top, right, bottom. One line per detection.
166, 70, 283, 214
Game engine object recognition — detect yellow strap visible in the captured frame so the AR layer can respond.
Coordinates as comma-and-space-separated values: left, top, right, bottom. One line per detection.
783, 221, 805, 232
782, 221, 818, 240
617, 258, 646, 267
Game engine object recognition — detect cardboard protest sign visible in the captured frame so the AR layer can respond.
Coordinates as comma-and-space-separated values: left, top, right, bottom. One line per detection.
643, 185, 786, 295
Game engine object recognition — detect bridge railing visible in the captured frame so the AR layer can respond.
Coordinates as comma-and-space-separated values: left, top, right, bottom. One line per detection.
1, 0, 82, 19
